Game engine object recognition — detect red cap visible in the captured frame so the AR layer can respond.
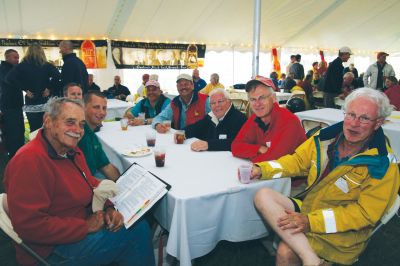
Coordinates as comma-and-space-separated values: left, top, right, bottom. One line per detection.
377, 52, 389, 59
246, 75, 277, 91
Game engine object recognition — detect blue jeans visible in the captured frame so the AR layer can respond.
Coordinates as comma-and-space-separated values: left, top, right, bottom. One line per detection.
47, 219, 155, 266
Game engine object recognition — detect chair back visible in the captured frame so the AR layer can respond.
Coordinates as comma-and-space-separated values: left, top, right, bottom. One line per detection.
0, 193, 22, 244
369, 194, 400, 237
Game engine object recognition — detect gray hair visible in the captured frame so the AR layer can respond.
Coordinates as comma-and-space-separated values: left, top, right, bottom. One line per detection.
45, 97, 84, 120
209, 88, 230, 99
211, 73, 219, 82
343, 87, 393, 118
343, 72, 354, 79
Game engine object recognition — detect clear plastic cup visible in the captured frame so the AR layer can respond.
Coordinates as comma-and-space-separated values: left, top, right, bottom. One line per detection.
120, 118, 128, 131
239, 164, 252, 184
146, 130, 156, 147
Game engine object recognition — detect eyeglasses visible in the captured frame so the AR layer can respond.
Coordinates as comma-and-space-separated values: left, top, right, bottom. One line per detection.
210, 99, 227, 106
249, 94, 272, 104
343, 112, 379, 124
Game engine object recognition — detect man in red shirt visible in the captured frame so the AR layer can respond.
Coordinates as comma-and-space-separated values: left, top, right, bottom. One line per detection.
231, 76, 306, 163
4, 97, 154, 265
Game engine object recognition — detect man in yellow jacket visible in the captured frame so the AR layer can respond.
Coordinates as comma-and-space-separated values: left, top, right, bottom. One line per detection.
199, 73, 224, 95
251, 87, 399, 265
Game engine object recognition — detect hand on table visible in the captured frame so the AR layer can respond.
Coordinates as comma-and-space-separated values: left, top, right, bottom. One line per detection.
86, 211, 104, 233
104, 208, 124, 232
277, 209, 310, 234
191, 140, 208, 152
155, 123, 169, 133
128, 118, 145, 126
250, 165, 262, 180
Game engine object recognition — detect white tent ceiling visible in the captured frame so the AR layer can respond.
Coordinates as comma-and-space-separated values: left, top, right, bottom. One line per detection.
1, 0, 400, 53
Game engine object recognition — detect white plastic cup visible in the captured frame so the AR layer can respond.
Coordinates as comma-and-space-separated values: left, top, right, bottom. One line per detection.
280, 89, 284, 93
239, 164, 252, 184
120, 118, 128, 131
138, 112, 146, 119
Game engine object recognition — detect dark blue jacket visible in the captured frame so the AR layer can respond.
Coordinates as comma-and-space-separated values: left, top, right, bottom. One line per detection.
60, 53, 88, 95
185, 105, 247, 151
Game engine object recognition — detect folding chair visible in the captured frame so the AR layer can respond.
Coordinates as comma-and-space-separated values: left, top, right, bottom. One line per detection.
0, 193, 50, 266
369, 194, 400, 237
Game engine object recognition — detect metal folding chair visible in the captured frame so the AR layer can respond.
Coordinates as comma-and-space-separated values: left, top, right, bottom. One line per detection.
0, 193, 50, 266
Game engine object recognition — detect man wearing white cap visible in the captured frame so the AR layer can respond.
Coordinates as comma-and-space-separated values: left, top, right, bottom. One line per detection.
126, 80, 170, 126
323, 46, 352, 108
152, 73, 211, 132
363, 52, 395, 91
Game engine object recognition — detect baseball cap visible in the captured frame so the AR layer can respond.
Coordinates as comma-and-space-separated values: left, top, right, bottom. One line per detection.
245, 75, 277, 91
176, 73, 193, 82
145, 80, 160, 88
377, 52, 389, 59
339, 46, 353, 55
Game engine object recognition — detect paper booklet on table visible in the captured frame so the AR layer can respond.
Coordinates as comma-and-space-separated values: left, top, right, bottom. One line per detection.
110, 162, 171, 228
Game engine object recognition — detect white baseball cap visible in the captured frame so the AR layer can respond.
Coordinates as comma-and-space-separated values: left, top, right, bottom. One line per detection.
339, 46, 353, 55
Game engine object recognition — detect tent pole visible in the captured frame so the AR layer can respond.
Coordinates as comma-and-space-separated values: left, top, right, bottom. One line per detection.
252, 0, 261, 78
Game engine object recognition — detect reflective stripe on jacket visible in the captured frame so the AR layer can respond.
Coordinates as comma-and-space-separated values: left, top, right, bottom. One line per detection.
256, 122, 399, 265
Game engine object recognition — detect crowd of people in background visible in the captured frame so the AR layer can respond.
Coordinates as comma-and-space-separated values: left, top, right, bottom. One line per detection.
0, 42, 399, 266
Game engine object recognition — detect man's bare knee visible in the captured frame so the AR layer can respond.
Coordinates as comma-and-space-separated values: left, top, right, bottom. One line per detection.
254, 187, 275, 210
276, 241, 301, 266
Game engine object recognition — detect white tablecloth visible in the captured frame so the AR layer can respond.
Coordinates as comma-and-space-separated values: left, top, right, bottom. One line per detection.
96, 123, 291, 265
106, 99, 133, 120
296, 108, 400, 159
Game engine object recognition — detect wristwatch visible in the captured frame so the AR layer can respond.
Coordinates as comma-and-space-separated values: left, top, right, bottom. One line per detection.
144, 119, 148, 125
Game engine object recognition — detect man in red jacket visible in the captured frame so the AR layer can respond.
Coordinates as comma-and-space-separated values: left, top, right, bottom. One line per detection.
231, 76, 306, 163
3, 97, 154, 266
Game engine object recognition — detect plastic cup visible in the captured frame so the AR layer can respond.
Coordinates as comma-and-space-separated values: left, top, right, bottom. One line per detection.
138, 112, 145, 119
162, 120, 171, 131
239, 164, 252, 184
174, 130, 185, 144
146, 130, 156, 147
120, 118, 128, 131
280, 89, 285, 93
154, 146, 166, 167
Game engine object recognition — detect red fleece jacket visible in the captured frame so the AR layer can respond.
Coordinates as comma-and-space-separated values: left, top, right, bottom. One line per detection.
3, 130, 99, 265
231, 103, 306, 163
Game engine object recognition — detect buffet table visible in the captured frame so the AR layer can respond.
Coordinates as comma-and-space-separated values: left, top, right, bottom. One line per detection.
96, 122, 291, 265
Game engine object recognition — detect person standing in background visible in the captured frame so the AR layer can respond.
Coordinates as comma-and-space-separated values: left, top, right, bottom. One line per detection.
59, 40, 89, 95
192, 68, 207, 92
363, 52, 395, 91
323, 46, 352, 108
0, 49, 21, 158
6, 44, 59, 132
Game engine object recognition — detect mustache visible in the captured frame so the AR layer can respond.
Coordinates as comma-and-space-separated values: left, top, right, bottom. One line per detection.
65, 131, 82, 139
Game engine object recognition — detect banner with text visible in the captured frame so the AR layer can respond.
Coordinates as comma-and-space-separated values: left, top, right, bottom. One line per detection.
0, 39, 108, 69
111, 41, 206, 69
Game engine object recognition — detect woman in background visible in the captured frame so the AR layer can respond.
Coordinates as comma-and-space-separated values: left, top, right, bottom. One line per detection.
7, 44, 60, 131
384, 76, 400, 110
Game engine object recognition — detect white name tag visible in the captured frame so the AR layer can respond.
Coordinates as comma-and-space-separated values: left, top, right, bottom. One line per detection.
266, 141, 271, 148
219, 134, 227, 139
335, 177, 349, 193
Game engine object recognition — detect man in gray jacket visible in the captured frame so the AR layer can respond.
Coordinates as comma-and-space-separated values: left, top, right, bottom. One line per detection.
363, 52, 395, 91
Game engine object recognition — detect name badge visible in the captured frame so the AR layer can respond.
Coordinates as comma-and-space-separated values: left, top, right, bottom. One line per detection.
335, 177, 349, 193
266, 141, 271, 148
219, 134, 227, 139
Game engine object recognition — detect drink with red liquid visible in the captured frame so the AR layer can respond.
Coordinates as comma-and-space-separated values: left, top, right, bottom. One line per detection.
154, 146, 166, 167
174, 130, 185, 144
146, 129, 156, 147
